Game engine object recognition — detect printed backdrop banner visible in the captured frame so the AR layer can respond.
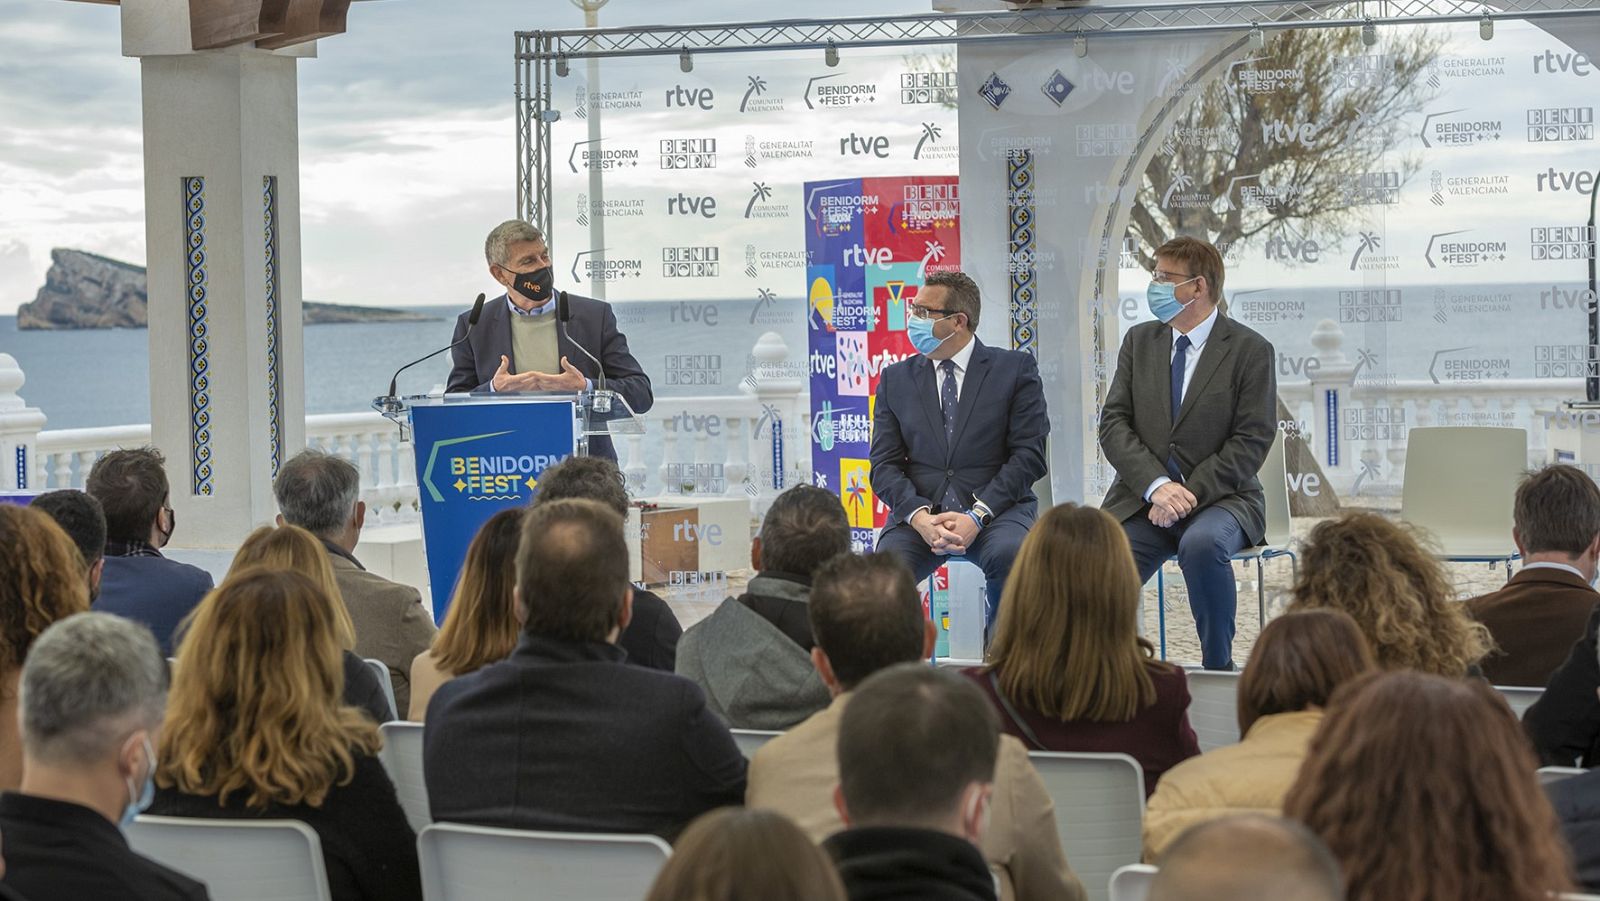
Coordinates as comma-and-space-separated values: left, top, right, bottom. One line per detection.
410, 398, 576, 622
805, 174, 961, 552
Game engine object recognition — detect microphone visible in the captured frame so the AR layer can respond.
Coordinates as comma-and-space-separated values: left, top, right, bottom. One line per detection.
557, 290, 608, 396
385, 293, 485, 402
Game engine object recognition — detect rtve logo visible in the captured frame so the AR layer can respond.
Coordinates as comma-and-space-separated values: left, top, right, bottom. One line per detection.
839, 132, 890, 159
1533, 51, 1593, 76
664, 85, 716, 109
666, 193, 718, 218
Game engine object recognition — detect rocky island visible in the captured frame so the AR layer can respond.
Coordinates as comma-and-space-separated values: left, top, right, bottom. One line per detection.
16, 249, 435, 329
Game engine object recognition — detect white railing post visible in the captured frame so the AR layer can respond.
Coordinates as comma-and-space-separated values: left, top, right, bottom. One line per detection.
623, 434, 648, 497
0, 354, 46, 492
745, 331, 804, 519
1305, 319, 1359, 495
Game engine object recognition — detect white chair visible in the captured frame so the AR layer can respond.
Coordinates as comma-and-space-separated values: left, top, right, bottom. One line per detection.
126, 815, 331, 901
1400, 426, 1526, 578
1495, 685, 1543, 720
417, 822, 669, 901
365, 657, 399, 719
1155, 430, 1295, 659
729, 728, 781, 759
1561, 895, 1600, 900
1182, 669, 1242, 751
1029, 752, 1145, 901
1108, 863, 1158, 901
379, 721, 431, 834
1540, 766, 1587, 785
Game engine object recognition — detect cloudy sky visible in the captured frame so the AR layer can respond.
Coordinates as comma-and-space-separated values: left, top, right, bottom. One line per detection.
0, 0, 934, 314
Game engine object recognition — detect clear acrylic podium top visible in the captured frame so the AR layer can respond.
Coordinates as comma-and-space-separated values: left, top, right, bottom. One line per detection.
374, 388, 645, 436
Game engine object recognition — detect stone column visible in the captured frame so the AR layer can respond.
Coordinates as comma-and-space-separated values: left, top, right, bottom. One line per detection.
0, 355, 47, 492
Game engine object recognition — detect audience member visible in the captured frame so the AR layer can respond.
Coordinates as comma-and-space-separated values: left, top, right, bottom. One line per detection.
1143, 610, 1374, 857
530, 456, 680, 670
1288, 512, 1489, 677
0, 613, 207, 900
1468, 465, 1600, 686
826, 664, 1002, 901
677, 485, 850, 729
0, 506, 92, 790
29, 490, 107, 602
748, 553, 1083, 901
274, 450, 435, 716
965, 503, 1199, 794
409, 509, 523, 720
1147, 814, 1342, 901
1284, 671, 1574, 901
1527, 606, 1600, 766
150, 569, 421, 901
85, 448, 214, 655
424, 499, 745, 838
643, 808, 846, 901
224, 525, 394, 722
1544, 637, 1600, 891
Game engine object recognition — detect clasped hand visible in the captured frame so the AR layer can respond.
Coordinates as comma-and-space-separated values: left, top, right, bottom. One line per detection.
912, 509, 979, 555
1148, 482, 1198, 528
491, 355, 587, 392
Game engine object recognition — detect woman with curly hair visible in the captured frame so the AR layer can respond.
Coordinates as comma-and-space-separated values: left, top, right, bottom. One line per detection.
0, 505, 92, 790
1287, 511, 1489, 676
1284, 670, 1574, 901
645, 808, 846, 901
152, 568, 421, 901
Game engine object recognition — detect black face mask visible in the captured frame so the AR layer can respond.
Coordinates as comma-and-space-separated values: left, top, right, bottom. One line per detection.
510, 266, 554, 304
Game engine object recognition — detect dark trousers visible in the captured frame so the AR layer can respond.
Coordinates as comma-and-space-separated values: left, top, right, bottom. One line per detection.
1123, 505, 1248, 670
876, 514, 1030, 629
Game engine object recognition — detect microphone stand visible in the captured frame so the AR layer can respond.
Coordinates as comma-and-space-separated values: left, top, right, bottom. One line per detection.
376, 293, 486, 426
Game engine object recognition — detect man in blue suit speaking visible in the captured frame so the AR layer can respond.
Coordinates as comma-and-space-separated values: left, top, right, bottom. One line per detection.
869, 271, 1050, 624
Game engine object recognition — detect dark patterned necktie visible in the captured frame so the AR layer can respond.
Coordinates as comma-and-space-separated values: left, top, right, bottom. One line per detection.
940, 359, 962, 510
1167, 334, 1191, 481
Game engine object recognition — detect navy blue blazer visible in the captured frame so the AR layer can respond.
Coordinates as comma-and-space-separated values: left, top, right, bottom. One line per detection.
869, 340, 1050, 525
445, 294, 654, 461
423, 633, 746, 840
94, 555, 214, 656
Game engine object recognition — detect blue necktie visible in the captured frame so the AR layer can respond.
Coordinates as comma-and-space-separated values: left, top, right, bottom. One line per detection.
1167, 334, 1191, 482
939, 359, 962, 510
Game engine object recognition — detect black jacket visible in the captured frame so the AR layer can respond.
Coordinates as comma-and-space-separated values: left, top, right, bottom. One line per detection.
619, 586, 682, 672
0, 792, 205, 901
149, 755, 420, 901
825, 827, 999, 901
1524, 602, 1600, 767
342, 650, 396, 723
423, 633, 746, 839
1548, 769, 1600, 892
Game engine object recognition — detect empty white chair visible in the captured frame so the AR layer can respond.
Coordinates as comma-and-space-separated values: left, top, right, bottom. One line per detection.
379, 721, 431, 833
729, 728, 781, 759
417, 822, 669, 901
1495, 685, 1543, 720
365, 657, 399, 719
1540, 766, 1587, 785
1183, 670, 1242, 751
1029, 752, 1145, 901
1400, 427, 1526, 577
1108, 863, 1157, 901
126, 815, 331, 901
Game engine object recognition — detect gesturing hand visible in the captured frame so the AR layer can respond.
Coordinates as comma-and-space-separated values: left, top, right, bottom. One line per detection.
543, 356, 588, 391
491, 355, 542, 392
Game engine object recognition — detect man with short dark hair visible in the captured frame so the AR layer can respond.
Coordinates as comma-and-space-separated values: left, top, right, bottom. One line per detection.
825, 664, 1003, 901
748, 554, 1083, 901
1468, 464, 1600, 686
0, 613, 209, 900
274, 449, 435, 714
424, 499, 745, 838
30, 490, 107, 602
530, 456, 681, 670
85, 448, 213, 656
676, 485, 850, 729
1147, 814, 1343, 901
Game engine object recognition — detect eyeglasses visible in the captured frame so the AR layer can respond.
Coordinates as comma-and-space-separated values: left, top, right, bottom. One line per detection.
1150, 268, 1198, 285
908, 303, 956, 321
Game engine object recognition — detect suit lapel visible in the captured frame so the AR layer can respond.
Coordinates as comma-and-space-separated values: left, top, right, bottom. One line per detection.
947, 341, 992, 464
1157, 325, 1175, 425
912, 356, 948, 457
484, 296, 513, 376
1174, 317, 1235, 429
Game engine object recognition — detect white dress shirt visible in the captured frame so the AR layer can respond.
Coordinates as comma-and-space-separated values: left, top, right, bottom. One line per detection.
1145, 306, 1220, 501
1521, 561, 1588, 580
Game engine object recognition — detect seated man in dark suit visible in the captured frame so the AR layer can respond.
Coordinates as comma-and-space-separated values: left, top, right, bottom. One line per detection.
530, 455, 681, 671
676, 485, 848, 729
84, 448, 214, 656
446, 219, 653, 461
1468, 464, 1600, 687
1100, 236, 1276, 670
826, 664, 1001, 901
424, 498, 746, 839
0, 613, 208, 900
870, 271, 1049, 625
30, 490, 107, 602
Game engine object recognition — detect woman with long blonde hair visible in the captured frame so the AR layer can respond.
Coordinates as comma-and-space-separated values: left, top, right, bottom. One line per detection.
965, 503, 1199, 794
408, 508, 523, 719
152, 568, 421, 901
1288, 511, 1490, 676
219, 524, 393, 721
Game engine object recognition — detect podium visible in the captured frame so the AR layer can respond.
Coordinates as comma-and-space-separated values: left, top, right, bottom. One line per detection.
375, 389, 643, 623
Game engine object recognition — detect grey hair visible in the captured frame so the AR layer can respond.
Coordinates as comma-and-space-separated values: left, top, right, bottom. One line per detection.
21, 613, 167, 764
484, 220, 546, 268
922, 270, 981, 330
273, 450, 361, 537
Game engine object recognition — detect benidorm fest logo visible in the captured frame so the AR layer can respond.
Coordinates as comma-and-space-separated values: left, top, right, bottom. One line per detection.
421, 431, 566, 502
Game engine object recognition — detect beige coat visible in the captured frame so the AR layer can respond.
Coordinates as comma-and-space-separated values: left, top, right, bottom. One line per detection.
747, 693, 1087, 901
330, 554, 436, 718
1142, 710, 1323, 859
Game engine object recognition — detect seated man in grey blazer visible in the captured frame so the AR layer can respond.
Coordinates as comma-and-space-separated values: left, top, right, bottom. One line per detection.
274, 449, 436, 716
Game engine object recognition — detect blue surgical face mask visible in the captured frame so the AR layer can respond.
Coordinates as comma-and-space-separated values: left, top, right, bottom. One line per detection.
907, 314, 953, 355
1146, 276, 1200, 323
121, 735, 156, 829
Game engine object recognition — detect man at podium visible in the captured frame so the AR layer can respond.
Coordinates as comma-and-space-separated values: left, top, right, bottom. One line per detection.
447, 220, 654, 461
